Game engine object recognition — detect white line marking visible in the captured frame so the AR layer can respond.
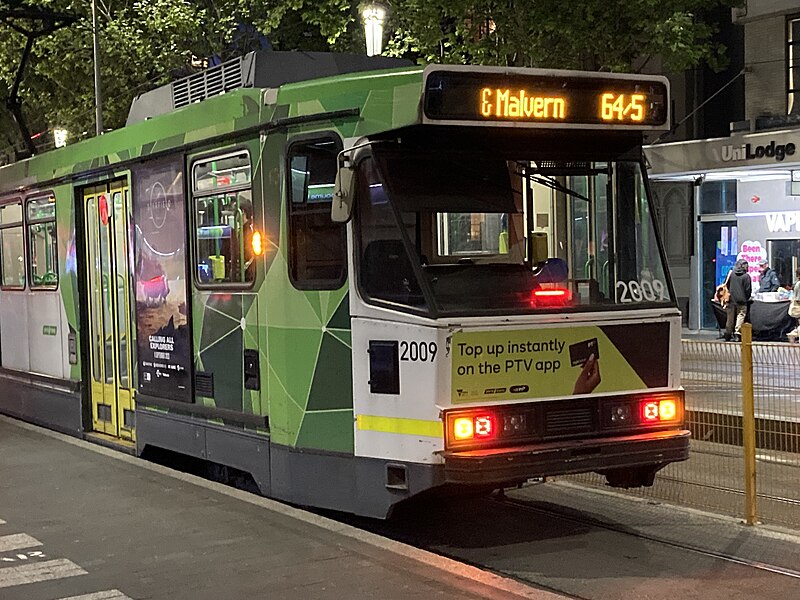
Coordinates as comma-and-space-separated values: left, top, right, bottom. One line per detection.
58, 590, 132, 600
0, 520, 5, 525
0, 558, 86, 588
0, 534, 42, 553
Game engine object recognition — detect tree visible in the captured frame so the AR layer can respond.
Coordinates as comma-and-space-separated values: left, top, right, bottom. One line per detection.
383, 0, 738, 72
0, 0, 739, 161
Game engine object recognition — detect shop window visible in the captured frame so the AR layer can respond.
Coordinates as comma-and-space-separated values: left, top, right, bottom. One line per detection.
789, 16, 800, 114
0, 201, 25, 289
287, 137, 346, 290
768, 239, 800, 288
698, 180, 736, 215
27, 195, 58, 288
192, 151, 255, 286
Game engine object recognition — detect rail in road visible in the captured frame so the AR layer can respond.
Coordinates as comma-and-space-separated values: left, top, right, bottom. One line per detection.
335, 481, 800, 600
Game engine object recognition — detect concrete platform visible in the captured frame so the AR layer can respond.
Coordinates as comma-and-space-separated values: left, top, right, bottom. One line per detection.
0, 416, 565, 600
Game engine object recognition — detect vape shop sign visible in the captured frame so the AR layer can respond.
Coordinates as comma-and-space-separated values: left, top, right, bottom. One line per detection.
764, 211, 800, 233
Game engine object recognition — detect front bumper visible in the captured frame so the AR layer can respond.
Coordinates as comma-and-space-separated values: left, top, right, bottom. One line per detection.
443, 428, 690, 484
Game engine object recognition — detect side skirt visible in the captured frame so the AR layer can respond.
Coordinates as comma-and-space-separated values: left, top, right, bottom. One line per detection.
134, 405, 447, 518
135, 406, 271, 495
0, 369, 82, 436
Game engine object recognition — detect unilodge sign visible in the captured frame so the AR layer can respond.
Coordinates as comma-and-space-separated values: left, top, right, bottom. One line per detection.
721, 140, 796, 162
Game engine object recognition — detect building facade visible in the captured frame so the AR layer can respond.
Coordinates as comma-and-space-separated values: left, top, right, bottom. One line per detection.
646, 1, 800, 330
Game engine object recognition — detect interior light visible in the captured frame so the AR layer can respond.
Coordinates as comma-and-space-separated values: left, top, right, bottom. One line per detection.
533, 289, 569, 297
531, 287, 571, 307
659, 399, 677, 420
453, 417, 474, 440
474, 415, 494, 437
643, 401, 659, 421
252, 230, 264, 256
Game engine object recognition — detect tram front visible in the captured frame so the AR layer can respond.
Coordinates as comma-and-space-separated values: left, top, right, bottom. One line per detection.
341, 65, 688, 513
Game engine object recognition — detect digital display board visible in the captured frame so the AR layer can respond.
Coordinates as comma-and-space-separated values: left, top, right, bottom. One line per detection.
423, 69, 669, 128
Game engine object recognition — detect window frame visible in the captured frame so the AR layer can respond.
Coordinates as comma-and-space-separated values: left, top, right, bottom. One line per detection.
285, 133, 347, 291
190, 147, 256, 290
0, 197, 27, 291
788, 15, 800, 114
26, 193, 59, 291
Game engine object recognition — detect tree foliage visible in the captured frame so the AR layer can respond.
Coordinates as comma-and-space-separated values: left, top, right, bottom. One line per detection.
0, 0, 739, 160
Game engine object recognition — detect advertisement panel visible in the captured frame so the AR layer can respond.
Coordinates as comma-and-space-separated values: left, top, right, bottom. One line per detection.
133, 158, 191, 401
451, 322, 669, 403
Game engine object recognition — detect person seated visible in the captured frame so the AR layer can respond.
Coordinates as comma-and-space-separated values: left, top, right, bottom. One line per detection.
757, 259, 780, 293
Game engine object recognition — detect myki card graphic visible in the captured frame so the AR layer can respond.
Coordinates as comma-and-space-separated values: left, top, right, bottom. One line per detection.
569, 338, 599, 367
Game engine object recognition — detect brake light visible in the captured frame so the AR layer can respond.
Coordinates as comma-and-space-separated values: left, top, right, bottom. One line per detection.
643, 401, 659, 421
474, 415, 494, 437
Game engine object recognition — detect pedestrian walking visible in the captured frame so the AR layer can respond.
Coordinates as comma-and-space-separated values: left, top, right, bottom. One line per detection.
725, 258, 752, 342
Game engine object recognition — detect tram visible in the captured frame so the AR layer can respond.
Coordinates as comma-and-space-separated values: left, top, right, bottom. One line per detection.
0, 51, 689, 518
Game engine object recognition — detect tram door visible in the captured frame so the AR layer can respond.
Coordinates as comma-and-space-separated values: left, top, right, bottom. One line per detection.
84, 182, 135, 441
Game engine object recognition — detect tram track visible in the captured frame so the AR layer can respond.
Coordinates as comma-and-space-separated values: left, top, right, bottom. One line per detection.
491, 494, 800, 581
332, 482, 800, 600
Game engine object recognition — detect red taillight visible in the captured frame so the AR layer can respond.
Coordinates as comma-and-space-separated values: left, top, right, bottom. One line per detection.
474, 415, 494, 437
643, 401, 659, 421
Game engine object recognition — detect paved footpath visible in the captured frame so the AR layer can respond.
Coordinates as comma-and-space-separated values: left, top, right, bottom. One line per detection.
0, 416, 566, 600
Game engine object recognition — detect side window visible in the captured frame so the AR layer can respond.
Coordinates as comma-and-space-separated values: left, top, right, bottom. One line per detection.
192, 151, 254, 286
27, 195, 58, 288
287, 137, 346, 289
0, 201, 25, 289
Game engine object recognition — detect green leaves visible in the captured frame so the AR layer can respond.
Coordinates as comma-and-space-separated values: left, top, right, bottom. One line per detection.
0, 0, 738, 159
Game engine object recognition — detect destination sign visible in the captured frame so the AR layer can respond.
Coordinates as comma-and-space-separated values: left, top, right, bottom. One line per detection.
423, 69, 669, 128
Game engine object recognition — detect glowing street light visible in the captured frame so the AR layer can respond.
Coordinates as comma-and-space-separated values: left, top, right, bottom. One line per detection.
53, 128, 68, 148
362, 4, 386, 56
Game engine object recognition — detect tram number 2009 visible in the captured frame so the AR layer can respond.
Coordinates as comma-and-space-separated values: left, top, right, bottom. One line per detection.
400, 341, 438, 362
616, 279, 669, 303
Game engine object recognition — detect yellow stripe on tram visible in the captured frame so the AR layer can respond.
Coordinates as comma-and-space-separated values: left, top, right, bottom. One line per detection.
356, 415, 443, 438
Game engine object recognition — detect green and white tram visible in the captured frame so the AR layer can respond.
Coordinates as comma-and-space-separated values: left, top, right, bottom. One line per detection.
0, 52, 688, 517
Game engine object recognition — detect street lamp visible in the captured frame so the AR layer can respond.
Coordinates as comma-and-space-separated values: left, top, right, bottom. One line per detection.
362, 4, 386, 56
53, 128, 68, 148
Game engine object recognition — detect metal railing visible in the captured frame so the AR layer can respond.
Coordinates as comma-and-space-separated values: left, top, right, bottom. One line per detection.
566, 324, 800, 530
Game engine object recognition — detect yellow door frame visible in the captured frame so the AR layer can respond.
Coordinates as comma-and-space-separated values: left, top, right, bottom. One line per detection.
84, 181, 136, 441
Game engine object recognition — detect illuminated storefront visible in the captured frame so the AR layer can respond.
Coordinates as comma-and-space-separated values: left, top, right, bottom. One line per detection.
645, 128, 800, 330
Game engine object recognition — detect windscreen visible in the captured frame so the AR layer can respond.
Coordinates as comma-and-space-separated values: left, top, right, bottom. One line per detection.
355, 146, 673, 317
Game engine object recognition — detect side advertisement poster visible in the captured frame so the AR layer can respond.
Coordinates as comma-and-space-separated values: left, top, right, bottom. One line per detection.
133, 158, 191, 401
451, 322, 670, 403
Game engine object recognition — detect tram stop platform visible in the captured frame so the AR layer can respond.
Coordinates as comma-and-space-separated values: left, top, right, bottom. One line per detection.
0, 415, 564, 600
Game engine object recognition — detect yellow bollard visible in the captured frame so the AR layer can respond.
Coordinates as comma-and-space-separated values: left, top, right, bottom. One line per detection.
741, 323, 757, 525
